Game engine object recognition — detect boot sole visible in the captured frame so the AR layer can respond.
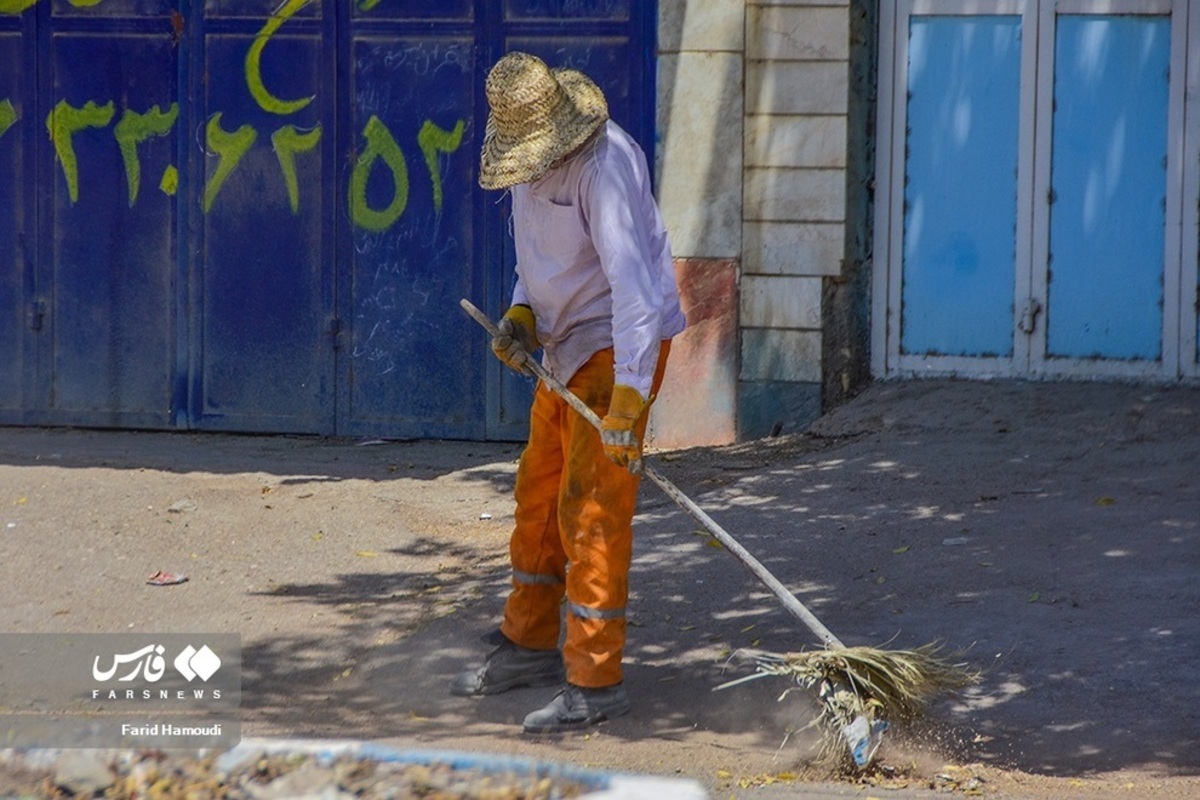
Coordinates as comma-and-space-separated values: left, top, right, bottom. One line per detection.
522, 698, 630, 734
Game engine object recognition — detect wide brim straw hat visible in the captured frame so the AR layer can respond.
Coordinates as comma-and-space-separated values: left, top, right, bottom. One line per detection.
479, 52, 609, 190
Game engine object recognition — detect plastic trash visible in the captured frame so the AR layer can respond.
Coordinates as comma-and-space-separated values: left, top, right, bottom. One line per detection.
146, 570, 188, 586
842, 714, 889, 767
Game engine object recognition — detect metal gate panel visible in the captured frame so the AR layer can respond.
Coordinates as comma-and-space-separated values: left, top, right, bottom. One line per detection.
341, 33, 485, 438
193, 9, 335, 433
486, 31, 646, 440
0, 25, 29, 418
43, 24, 178, 426
486, 0, 650, 439
899, 14, 1023, 360
1043, 14, 1170, 362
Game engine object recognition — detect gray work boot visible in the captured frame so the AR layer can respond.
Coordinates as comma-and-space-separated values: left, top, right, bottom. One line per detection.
449, 635, 564, 697
522, 683, 630, 733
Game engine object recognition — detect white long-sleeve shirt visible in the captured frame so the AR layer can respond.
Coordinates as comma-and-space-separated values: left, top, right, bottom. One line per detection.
510, 120, 686, 399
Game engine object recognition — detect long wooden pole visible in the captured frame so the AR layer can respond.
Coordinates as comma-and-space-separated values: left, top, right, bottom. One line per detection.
460, 299, 845, 649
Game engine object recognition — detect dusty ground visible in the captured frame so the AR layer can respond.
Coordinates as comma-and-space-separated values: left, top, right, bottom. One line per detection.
0, 378, 1197, 798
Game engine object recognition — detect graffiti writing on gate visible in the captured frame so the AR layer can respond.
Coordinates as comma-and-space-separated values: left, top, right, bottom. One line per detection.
0, 0, 466, 230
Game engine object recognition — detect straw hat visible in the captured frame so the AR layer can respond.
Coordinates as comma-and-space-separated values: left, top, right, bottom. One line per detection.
479, 52, 609, 190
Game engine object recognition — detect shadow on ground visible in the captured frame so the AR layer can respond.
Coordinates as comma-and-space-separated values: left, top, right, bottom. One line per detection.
1, 379, 1197, 788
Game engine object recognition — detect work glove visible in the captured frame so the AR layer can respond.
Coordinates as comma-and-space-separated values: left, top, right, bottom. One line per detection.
600, 384, 646, 468
491, 304, 539, 375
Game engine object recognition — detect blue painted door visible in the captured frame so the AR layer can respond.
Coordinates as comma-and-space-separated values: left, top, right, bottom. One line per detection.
1042, 13, 1170, 363
0, 0, 655, 438
900, 13, 1023, 361
40, 1, 181, 427
0, 13, 30, 420
878, 0, 1197, 381
192, 1, 336, 434
342, 19, 482, 439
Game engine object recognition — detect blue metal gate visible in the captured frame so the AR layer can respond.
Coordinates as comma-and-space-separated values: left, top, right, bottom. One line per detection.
0, 0, 655, 440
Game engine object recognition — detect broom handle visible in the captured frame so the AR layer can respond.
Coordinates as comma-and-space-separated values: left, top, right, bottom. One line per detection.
461, 298, 845, 650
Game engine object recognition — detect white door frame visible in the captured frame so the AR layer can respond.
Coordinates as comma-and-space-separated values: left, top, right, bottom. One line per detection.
1183, 0, 1200, 378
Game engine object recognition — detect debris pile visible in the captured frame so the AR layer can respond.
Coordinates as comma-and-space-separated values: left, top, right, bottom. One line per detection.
0, 748, 590, 799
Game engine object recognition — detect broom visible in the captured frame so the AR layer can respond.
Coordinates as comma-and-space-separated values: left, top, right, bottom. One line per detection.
460, 299, 977, 767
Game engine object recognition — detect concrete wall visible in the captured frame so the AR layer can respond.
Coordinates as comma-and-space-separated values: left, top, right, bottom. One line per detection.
650, 0, 863, 447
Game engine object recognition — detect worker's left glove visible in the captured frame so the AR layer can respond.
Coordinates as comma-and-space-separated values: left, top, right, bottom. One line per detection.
600, 384, 646, 468
491, 304, 539, 375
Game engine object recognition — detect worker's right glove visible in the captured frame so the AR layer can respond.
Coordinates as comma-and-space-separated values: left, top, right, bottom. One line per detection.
491, 304, 539, 375
600, 384, 646, 468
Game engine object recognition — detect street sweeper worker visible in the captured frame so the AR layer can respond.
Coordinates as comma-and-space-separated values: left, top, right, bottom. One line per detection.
449, 51, 686, 733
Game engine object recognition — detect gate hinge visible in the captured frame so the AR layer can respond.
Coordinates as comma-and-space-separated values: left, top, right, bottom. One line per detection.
28, 300, 46, 332
1018, 298, 1042, 334
328, 317, 342, 349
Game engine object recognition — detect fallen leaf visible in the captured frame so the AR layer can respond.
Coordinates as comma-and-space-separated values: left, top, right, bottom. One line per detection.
740, 624, 757, 633
706, 539, 723, 549
355, 550, 379, 558
875, 576, 886, 584
1095, 496, 1116, 506
1028, 591, 1041, 603
716, 769, 732, 779
893, 546, 910, 554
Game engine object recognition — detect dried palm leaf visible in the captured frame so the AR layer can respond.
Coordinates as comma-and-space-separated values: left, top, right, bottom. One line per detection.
718, 643, 978, 768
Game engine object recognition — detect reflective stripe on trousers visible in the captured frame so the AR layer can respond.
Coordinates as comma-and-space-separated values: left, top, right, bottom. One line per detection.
500, 342, 670, 688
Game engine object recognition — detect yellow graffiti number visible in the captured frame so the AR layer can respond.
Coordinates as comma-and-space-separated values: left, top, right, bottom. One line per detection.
0, 0, 101, 13
271, 125, 322, 214
245, 0, 315, 116
47, 99, 115, 204
114, 103, 178, 206
349, 115, 409, 232
417, 118, 464, 213
202, 113, 257, 213
0, 99, 15, 139
0, 0, 39, 15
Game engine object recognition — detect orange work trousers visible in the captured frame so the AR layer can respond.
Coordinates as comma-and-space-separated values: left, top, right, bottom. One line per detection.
500, 342, 671, 688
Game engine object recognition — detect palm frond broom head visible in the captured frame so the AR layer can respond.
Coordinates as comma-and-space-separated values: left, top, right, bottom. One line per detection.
718, 643, 979, 769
